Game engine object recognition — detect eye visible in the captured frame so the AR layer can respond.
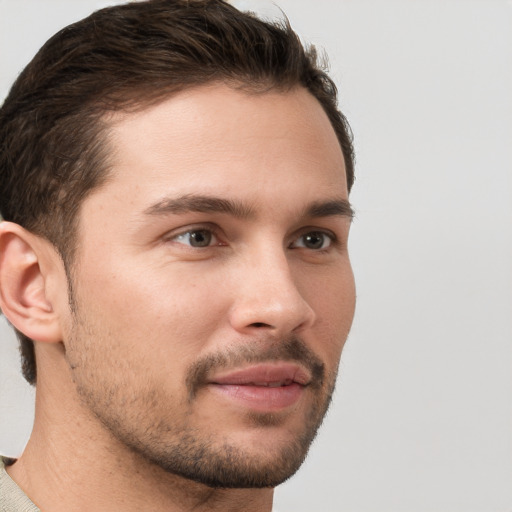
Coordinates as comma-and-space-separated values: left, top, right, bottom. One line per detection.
171, 229, 218, 248
291, 231, 334, 250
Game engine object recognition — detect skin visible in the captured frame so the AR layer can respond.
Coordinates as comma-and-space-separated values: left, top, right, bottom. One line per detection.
1, 84, 355, 511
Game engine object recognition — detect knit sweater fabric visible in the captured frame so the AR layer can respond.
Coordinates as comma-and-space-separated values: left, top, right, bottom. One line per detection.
0, 458, 40, 512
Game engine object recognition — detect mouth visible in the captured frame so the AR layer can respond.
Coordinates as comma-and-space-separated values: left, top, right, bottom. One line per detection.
244, 379, 294, 387
207, 362, 311, 412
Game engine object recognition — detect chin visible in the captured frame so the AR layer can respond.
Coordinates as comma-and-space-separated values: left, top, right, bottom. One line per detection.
152, 434, 313, 488
127, 402, 328, 489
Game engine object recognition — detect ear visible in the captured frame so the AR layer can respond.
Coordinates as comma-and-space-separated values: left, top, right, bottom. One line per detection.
0, 221, 63, 343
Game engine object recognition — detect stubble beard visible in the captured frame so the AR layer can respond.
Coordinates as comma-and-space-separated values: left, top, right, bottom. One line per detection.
134, 338, 337, 489
66, 306, 338, 489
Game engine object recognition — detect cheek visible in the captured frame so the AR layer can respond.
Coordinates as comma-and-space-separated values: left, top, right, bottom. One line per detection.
73, 258, 230, 358
300, 263, 355, 356
302, 259, 355, 315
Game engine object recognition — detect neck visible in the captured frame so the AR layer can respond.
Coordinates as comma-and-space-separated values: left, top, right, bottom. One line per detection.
7, 364, 274, 512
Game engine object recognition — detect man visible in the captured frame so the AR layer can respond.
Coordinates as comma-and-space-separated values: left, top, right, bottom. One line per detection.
0, 0, 355, 510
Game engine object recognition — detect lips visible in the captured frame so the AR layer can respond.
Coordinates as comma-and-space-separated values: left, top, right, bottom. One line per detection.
207, 363, 311, 411
210, 362, 310, 386
249, 379, 293, 387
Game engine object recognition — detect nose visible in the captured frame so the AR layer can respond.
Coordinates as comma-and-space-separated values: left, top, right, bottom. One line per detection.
228, 248, 316, 337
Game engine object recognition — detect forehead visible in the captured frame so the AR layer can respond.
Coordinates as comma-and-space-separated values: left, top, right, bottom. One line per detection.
92, 84, 347, 215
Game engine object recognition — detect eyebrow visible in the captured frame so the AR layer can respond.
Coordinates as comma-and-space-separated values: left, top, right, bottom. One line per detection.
304, 199, 354, 220
144, 194, 255, 219
144, 194, 354, 221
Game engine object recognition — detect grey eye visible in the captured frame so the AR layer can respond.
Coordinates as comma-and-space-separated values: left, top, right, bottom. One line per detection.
173, 229, 214, 247
188, 230, 212, 247
292, 231, 332, 250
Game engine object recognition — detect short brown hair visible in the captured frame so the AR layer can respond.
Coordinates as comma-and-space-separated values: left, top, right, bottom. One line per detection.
0, 0, 355, 385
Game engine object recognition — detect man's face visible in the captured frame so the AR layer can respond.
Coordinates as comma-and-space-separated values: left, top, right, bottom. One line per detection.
64, 84, 355, 487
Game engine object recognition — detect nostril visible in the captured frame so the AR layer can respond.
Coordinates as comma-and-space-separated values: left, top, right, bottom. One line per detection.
250, 322, 271, 328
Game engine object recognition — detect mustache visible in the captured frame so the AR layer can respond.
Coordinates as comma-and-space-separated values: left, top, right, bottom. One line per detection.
186, 336, 325, 400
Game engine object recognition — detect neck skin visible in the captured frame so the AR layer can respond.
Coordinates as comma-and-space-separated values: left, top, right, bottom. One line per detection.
7, 346, 273, 512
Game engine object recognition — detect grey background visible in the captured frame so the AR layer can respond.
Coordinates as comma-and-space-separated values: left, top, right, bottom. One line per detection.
1, 1, 511, 511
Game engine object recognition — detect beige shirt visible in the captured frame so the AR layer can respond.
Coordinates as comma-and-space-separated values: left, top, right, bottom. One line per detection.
0, 458, 40, 512
0, 457, 285, 511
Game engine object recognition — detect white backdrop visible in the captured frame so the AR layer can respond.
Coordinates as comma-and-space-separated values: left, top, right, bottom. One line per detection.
1, 1, 511, 511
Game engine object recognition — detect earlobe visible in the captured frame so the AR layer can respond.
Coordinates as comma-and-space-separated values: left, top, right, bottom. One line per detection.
0, 221, 63, 343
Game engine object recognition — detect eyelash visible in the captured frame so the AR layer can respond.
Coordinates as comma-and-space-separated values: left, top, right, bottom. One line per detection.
166, 225, 338, 252
290, 230, 337, 251
169, 227, 223, 248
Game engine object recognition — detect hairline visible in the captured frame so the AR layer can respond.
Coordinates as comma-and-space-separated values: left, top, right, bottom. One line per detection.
62, 79, 350, 269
